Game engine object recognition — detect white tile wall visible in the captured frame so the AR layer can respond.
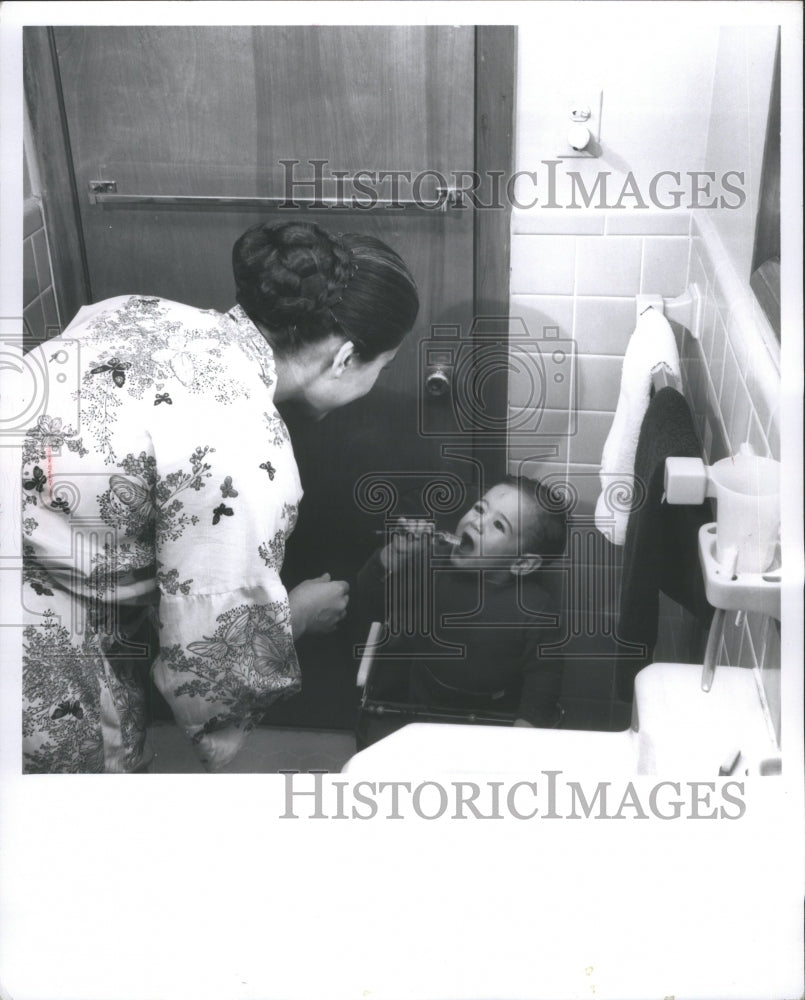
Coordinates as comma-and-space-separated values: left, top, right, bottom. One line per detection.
507, 206, 782, 742
510, 236, 577, 295
640, 237, 690, 296
682, 211, 781, 744
575, 236, 643, 297
508, 209, 697, 512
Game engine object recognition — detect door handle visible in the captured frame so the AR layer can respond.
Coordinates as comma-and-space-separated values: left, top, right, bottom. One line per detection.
425, 365, 452, 397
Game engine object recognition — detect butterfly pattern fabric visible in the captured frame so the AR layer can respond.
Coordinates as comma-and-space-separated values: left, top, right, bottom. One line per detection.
89, 356, 132, 387
21, 296, 302, 773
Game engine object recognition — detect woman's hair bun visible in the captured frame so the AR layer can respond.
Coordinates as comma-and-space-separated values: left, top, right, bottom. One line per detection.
234, 223, 351, 334
232, 220, 418, 360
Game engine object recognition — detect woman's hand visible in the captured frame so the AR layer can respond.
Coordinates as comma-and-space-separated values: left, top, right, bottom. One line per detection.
379, 518, 434, 571
288, 573, 350, 638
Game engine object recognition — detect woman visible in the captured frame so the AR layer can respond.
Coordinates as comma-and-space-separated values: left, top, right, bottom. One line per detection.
21, 221, 419, 773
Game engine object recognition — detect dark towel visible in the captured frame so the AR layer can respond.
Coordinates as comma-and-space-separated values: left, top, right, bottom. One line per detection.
616, 387, 713, 699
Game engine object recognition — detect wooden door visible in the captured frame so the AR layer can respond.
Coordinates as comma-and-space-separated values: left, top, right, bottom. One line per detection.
50, 26, 475, 552
31, 25, 515, 725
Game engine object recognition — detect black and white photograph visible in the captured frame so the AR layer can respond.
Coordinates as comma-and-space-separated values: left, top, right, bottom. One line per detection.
0, 2, 802, 998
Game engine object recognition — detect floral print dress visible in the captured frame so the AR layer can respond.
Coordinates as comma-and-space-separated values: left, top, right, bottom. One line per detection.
22, 296, 302, 773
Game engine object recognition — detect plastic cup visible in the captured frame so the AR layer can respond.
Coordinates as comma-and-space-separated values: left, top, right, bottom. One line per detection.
708, 454, 780, 574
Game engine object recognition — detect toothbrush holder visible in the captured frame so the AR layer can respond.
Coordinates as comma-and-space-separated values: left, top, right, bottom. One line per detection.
665, 442, 780, 575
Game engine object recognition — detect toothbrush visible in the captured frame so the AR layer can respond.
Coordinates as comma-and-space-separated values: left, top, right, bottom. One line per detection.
373, 528, 461, 546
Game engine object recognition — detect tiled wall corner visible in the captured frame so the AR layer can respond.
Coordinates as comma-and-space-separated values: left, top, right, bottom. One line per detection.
508, 207, 782, 744
687, 211, 781, 462
683, 210, 782, 745
23, 116, 63, 353
23, 197, 61, 353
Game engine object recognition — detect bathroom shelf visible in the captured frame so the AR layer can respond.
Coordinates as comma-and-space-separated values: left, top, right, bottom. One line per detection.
698, 524, 781, 619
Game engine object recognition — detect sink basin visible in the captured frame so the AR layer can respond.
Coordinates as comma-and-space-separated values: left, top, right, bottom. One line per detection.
342, 662, 780, 778
633, 661, 780, 776
341, 722, 639, 776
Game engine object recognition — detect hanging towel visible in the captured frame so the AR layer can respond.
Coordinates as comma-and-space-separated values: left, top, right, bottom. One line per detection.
594, 307, 681, 545
615, 386, 714, 700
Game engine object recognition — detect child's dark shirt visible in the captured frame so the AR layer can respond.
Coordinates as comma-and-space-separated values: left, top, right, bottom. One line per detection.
355, 545, 563, 725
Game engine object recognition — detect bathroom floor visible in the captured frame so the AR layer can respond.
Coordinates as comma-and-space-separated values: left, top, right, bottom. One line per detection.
148, 723, 357, 773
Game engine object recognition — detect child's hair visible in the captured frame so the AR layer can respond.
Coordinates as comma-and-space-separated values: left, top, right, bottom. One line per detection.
501, 474, 567, 559
232, 221, 419, 360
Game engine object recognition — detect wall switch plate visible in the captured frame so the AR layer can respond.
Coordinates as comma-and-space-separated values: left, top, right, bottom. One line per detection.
557, 90, 603, 158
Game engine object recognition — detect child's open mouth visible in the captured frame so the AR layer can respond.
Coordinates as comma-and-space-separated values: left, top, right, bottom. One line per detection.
457, 531, 475, 554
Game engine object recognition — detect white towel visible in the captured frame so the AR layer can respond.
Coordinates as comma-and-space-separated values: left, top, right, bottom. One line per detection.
595, 307, 681, 545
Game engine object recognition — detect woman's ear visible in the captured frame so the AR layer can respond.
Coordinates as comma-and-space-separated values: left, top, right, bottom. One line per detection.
329, 340, 356, 377
510, 554, 543, 576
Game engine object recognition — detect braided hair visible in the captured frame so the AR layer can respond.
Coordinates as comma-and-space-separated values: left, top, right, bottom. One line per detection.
232, 221, 419, 360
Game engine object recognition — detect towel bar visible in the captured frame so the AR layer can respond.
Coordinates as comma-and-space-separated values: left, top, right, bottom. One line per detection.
636, 284, 702, 338
87, 187, 465, 214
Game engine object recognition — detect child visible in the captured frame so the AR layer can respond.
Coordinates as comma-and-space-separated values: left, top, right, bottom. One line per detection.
354, 475, 567, 745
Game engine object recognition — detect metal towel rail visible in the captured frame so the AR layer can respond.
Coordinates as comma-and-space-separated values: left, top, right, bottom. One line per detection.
87, 183, 465, 214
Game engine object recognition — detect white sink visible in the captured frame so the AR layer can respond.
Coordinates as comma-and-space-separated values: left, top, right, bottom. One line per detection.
342, 662, 780, 777
633, 661, 780, 777
341, 722, 639, 776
